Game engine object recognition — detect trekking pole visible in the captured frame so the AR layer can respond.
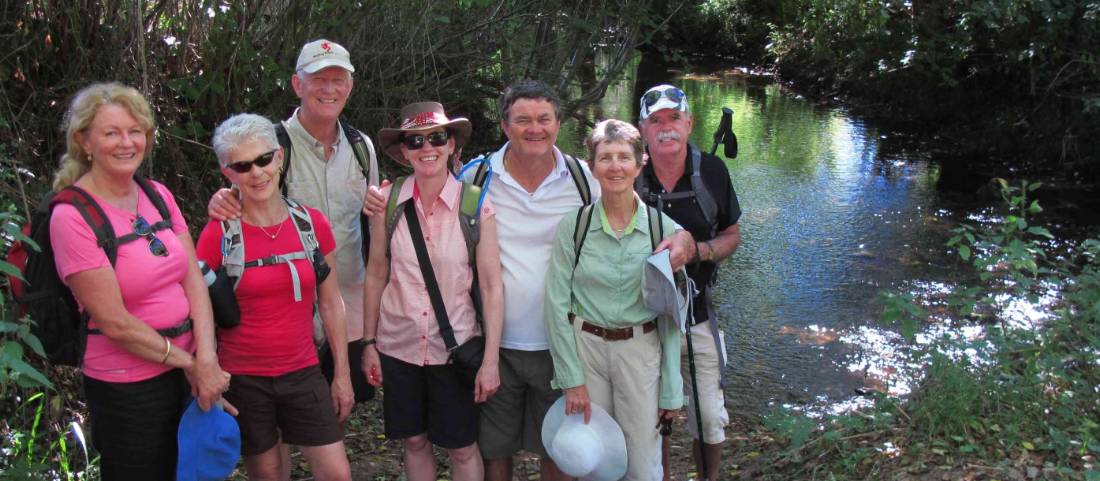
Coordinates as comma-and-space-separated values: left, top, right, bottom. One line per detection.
681, 290, 708, 478
710, 107, 737, 159
685, 319, 707, 477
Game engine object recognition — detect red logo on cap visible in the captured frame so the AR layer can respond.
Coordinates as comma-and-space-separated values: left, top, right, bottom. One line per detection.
321, 42, 332, 52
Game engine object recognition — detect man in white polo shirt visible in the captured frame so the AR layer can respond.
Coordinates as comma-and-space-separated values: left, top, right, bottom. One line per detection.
463, 81, 696, 481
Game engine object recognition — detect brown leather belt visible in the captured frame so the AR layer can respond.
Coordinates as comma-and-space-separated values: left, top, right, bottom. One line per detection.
569, 314, 657, 341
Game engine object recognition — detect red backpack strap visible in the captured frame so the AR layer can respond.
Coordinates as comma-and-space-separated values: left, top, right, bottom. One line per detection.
51, 186, 121, 266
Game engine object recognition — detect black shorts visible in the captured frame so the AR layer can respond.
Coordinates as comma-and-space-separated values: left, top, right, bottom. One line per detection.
83, 369, 190, 481
224, 365, 343, 456
379, 352, 478, 449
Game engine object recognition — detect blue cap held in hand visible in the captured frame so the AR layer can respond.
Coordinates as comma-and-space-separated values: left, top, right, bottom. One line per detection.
177, 398, 240, 481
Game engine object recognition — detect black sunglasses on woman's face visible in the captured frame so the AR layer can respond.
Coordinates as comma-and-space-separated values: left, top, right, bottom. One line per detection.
225, 150, 277, 173
401, 131, 449, 150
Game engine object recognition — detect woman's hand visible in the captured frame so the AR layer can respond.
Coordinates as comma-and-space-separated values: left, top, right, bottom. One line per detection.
361, 181, 389, 217
331, 374, 354, 422
564, 385, 592, 424
207, 187, 241, 221
474, 360, 500, 403
362, 345, 382, 388
185, 354, 231, 411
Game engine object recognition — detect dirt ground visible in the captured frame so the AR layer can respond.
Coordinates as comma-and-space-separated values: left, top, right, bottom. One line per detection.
259, 393, 729, 480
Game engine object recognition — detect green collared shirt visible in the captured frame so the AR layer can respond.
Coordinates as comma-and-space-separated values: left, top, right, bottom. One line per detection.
544, 195, 684, 409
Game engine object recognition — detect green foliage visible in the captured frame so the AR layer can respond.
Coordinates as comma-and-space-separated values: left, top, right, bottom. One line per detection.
0, 211, 51, 393
685, 0, 1100, 178
0, 209, 92, 478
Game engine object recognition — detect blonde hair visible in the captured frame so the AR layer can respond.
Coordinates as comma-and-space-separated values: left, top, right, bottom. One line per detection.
52, 83, 156, 190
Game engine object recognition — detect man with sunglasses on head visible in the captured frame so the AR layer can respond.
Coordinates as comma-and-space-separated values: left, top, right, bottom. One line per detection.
636, 84, 742, 481
207, 38, 379, 425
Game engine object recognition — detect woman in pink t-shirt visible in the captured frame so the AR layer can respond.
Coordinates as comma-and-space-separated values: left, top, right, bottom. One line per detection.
48, 82, 230, 480
362, 102, 504, 481
195, 113, 353, 481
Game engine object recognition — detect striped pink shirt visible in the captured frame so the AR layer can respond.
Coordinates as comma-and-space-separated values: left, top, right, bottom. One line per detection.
377, 176, 495, 366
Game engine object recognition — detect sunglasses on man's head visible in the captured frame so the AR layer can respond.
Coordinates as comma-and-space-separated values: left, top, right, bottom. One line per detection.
642, 87, 687, 109
225, 150, 277, 173
401, 131, 449, 150
132, 215, 168, 257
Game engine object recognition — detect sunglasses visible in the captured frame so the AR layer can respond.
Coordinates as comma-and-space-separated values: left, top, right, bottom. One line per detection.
401, 131, 449, 150
225, 150, 277, 173
642, 87, 687, 109
133, 215, 168, 257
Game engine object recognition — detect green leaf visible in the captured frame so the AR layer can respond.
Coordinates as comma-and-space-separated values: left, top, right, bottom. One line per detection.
1028, 200, 1042, 214
0, 260, 25, 281
22, 335, 45, 358
1022, 441, 1035, 450
958, 245, 971, 260
6, 356, 52, 388
1026, 226, 1053, 238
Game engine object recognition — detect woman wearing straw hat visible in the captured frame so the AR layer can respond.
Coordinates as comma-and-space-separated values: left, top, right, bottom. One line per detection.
362, 102, 504, 481
544, 119, 683, 481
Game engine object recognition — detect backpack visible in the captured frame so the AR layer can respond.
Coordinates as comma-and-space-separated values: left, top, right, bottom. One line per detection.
275, 119, 379, 195
5, 176, 176, 366
219, 197, 332, 344
634, 144, 718, 237
383, 177, 485, 317
459, 151, 593, 207
275, 119, 379, 265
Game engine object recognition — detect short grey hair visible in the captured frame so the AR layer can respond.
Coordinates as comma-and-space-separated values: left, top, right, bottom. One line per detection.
211, 113, 279, 166
584, 119, 644, 167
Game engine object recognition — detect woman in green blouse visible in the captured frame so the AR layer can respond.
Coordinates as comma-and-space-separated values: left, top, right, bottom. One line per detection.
544, 119, 683, 481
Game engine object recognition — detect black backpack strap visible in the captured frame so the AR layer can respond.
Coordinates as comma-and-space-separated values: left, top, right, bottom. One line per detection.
275, 122, 293, 196
562, 154, 592, 206
647, 205, 663, 252
133, 175, 173, 232
403, 200, 459, 351
571, 204, 596, 271
473, 160, 491, 187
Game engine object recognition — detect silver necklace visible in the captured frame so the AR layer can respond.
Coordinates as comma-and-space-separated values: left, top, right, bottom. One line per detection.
257, 220, 285, 240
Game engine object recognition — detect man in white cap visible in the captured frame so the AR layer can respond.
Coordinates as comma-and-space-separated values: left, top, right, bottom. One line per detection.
207, 38, 380, 464
636, 84, 742, 481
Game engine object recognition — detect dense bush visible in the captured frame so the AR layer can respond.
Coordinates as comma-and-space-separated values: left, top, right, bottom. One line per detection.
0, 0, 665, 226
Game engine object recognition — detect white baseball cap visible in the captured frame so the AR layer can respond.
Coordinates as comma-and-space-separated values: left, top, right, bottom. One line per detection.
639, 84, 689, 121
295, 39, 354, 74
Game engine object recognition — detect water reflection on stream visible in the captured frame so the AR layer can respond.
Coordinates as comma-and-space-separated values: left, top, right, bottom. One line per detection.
557, 63, 1006, 417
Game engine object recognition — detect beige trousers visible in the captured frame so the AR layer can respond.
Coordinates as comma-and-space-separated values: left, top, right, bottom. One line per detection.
574, 317, 663, 481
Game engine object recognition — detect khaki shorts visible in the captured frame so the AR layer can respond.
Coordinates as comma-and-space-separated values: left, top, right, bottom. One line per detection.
682, 320, 730, 443
478, 348, 561, 459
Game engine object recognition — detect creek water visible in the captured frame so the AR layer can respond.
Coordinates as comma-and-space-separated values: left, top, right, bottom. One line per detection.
555, 60, 991, 417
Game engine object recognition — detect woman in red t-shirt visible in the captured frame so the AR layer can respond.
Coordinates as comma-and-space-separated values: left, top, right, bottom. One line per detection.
195, 113, 352, 481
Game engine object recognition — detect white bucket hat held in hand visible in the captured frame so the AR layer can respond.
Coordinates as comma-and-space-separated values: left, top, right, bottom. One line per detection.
542, 396, 627, 481
642, 249, 695, 331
